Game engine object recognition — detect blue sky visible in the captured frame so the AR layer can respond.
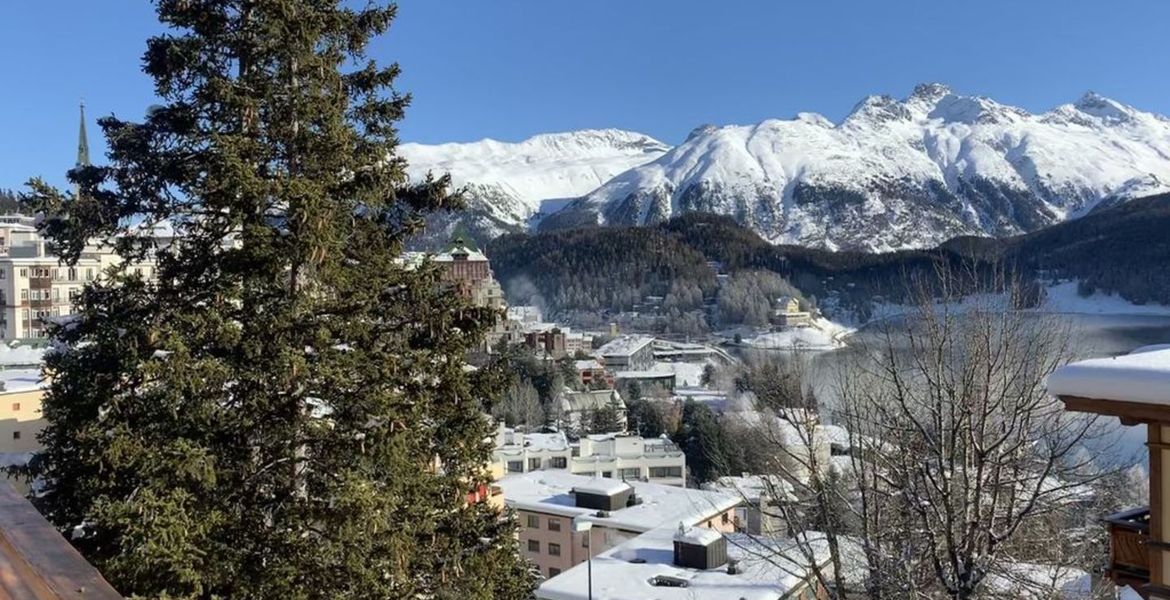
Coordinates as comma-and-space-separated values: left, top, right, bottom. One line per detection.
2, 0, 1169, 190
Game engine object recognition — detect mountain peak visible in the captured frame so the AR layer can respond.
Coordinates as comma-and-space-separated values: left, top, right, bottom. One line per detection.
909, 82, 953, 102
1074, 91, 1133, 122
845, 94, 911, 125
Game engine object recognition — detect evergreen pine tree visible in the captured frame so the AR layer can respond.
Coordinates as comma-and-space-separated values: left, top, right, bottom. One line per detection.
22, 2, 536, 598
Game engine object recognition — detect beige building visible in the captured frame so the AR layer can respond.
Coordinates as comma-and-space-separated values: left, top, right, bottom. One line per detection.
498, 471, 740, 580
0, 369, 48, 469
773, 295, 812, 328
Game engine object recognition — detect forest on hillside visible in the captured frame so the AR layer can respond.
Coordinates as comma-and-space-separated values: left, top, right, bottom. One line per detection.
487, 194, 1170, 327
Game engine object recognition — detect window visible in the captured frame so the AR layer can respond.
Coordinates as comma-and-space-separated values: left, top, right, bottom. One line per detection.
527, 540, 540, 553
528, 458, 541, 471
507, 461, 523, 473
548, 567, 561, 578
549, 456, 567, 469
20, 289, 27, 301
12, 431, 20, 440
526, 515, 540, 529
649, 466, 683, 479
0, 270, 5, 279
548, 543, 561, 557
86, 268, 94, 281
618, 467, 640, 480
547, 519, 561, 532
67, 268, 77, 281
722, 513, 730, 525
11, 403, 19, 411
19, 268, 27, 277
69, 288, 80, 300
53, 288, 60, 300
602, 471, 612, 478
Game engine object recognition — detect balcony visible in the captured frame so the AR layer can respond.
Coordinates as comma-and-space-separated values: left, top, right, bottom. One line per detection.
1106, 507, 1149, 590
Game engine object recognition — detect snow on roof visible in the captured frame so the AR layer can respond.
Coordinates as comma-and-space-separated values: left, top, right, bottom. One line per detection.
560, 389, 623, 412
613, 370, 674, 380
596, 335, 655, 358
0, 344, 45, 367
701, 474, 796, 502
673, 524, 722, 545
1047, 345, 1170, 405
496, 430, 570, 453
537, 526, 826, 600
572, 479, 632, 496
498, 471, 739, 533
432, 244, 488, 262
573, 359, 603, 371
0, 368, 45, 394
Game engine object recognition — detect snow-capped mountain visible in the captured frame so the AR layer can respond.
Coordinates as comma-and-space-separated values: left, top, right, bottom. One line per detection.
400, 129, 668, 245
542, 84, 1170, 251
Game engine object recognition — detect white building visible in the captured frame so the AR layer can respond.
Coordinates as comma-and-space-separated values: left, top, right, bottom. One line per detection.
596, 335, 655, 371
493, 426, 687, 486
557, 389, 626, 433
0, 235, 156, 340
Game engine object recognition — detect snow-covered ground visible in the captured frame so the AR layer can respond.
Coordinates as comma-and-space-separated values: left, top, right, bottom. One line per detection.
1041, 281, 1170, 316
649, 360, 708, 388
741, 317, 853, 350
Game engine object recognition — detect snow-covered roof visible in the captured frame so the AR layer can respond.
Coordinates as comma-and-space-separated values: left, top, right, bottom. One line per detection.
573, 359, 603, 371
432, 244, 488, 262
537, 526, 827, 600
498, 471, 739, 533
495, 429, 571, 454
572, 479, 632, 496
613, 370, 674, 380
1047, 344, 1170, 405
596, 335, 655, 358
0, 368, 45, 394
673, 525, 721, 545
701, 474, 796, 502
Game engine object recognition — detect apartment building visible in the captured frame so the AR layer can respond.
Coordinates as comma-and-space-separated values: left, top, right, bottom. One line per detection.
596, 335, 655, 372
498, 471, 740, 581
493, 426, 687, 486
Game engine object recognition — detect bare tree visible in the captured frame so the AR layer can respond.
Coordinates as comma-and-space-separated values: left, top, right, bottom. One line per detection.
491, 381, 544, 430
736, 266, 1127, 599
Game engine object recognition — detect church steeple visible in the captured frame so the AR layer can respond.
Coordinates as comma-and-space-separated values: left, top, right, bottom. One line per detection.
76, 100, 90, 167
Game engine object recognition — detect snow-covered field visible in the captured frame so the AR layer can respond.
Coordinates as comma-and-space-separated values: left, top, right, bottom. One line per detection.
742, 317, 853, 350
1041, 281, 1170, 316
650, 360, 707, 387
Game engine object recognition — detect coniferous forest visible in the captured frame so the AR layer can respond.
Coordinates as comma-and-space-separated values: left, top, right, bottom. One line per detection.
488, 193, 1170, 325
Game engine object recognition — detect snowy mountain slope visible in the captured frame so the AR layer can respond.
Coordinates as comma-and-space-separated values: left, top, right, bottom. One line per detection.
542, 84, 1170, 252
400, 129, 669, 245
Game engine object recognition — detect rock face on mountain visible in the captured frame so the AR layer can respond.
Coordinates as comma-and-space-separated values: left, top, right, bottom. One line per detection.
541, 84, 1170, 251
400, 129, 669, 246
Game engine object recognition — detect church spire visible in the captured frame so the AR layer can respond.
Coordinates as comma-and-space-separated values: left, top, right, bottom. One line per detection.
76, 100, 90, 167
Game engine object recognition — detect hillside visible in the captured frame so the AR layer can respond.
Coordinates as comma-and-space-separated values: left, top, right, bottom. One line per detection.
488, 193, 1170, 326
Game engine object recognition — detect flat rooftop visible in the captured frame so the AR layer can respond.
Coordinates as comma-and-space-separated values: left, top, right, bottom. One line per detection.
596, 335, 655, 358
497, 471, 738, 533
536, 525, 827, 600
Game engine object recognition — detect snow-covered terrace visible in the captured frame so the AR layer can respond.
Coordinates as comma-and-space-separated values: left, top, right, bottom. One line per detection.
1048, 345, 1170, 423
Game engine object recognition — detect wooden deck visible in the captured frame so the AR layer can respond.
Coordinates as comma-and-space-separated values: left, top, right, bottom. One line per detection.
0, 482, 122, 600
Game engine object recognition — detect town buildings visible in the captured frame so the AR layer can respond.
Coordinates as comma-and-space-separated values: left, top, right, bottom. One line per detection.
556, 389, 627, 433
497, 470, 740, 582
1048, 344, 1170, 599
595, 335, 655, 371
772, 295, 812, 328
0, 368, 47, 469
492, 426, 687, 486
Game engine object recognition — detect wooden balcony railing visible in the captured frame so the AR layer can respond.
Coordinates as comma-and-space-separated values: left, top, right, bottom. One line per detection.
1106, 506, 1150, 588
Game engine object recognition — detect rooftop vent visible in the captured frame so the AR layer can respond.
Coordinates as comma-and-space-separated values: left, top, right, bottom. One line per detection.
727, 558, 741, 575
649, 575, 689, 588
628, 558, 647, 564
572, 479, 633, 511
626, 492, 643, 507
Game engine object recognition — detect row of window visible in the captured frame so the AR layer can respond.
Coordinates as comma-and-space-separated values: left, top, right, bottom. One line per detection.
1, 267, 98, 281
526, 539, 562, 557
505, 459, 682, 480
525, 514, 563, 532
